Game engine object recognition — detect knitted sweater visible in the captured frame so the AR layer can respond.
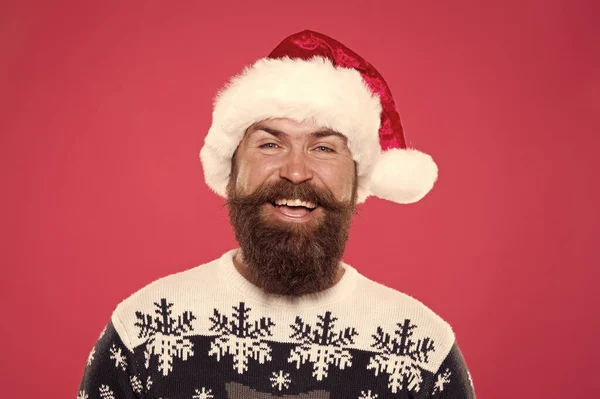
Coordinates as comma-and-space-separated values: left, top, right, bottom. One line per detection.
78, 250, 475, 399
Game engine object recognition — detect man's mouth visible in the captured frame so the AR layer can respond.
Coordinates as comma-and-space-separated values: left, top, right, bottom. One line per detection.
268, 198, 319, 219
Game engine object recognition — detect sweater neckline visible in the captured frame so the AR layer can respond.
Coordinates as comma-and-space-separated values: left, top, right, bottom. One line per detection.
217, 249, 358, 309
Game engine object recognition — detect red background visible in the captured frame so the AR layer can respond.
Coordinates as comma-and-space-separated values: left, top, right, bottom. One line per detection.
2, 1, 599, 397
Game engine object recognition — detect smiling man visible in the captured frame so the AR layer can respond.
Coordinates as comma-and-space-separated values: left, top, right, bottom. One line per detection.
227, 118, 357, 297
78, 30, 476, 399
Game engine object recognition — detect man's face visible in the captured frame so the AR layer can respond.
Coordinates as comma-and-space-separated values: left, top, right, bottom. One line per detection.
227, 118, 358, 295
233, 118, 356, 219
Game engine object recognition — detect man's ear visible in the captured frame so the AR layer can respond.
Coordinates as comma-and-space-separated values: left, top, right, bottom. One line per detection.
351, 161, 359, 205
226, 148, 239, 196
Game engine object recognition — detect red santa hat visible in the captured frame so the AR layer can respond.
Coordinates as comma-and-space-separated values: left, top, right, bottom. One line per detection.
200, 30, 438, 204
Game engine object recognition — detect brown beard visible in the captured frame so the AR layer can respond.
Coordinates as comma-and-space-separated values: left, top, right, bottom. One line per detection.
227, 177, 357, 296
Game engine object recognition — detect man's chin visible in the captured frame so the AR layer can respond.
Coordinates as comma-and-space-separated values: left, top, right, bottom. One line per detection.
230, 198, 353, 296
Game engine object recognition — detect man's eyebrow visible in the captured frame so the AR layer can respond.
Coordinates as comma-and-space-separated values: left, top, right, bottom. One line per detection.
244, 126, 284, 139
311, 130, 348, 143
258, 127, 284, 137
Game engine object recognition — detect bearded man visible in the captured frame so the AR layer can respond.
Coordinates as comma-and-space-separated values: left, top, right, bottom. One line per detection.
78, 30, 475, 399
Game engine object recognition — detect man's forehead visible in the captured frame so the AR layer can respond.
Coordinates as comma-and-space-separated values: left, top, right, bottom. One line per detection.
245, 118, 348, 142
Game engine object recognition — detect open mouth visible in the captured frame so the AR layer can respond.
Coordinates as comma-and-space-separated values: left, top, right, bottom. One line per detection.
268, 198, 319, 219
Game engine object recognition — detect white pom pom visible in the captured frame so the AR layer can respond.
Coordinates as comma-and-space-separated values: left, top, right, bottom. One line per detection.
368, 148, 438, 204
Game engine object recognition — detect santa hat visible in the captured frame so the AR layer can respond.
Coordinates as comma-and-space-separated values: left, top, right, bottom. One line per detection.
200, 30, 438, 204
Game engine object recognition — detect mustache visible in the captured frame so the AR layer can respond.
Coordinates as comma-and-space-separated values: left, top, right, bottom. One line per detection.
227, 180, 346, 211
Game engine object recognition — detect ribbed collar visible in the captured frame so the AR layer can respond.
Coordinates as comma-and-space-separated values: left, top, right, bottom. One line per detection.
216, 249, 358, 309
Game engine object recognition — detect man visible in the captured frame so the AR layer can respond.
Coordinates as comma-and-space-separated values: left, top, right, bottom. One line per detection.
78, 30, 475, 399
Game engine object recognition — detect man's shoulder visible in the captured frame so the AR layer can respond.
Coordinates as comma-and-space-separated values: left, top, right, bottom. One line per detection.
357, 272, 453, 330
360, 273, 449, 316
109, 255, 224, 350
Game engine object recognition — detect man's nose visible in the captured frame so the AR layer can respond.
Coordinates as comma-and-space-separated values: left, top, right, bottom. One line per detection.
279, 150, 313, 184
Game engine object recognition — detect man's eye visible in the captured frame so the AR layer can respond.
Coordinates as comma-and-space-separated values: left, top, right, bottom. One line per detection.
315, 146, 334, 153
260, 143, 279, 149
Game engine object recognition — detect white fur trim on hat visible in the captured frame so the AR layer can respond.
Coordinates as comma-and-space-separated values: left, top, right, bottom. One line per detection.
200, 56, 382, 199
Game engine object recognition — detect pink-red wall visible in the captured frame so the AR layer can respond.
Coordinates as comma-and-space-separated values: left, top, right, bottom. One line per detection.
2, 1, 598, 397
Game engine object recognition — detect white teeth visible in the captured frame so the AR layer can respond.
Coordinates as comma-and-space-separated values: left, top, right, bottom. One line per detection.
274, 199, 317, 209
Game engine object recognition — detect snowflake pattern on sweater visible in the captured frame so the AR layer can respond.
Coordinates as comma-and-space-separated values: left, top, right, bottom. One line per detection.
208, 302, 275, 374
367, 319, 436, 393
134, 298, 196, 376
78, 251, 476, 399
287, 312, 358, 381
79, 311, 474, 398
